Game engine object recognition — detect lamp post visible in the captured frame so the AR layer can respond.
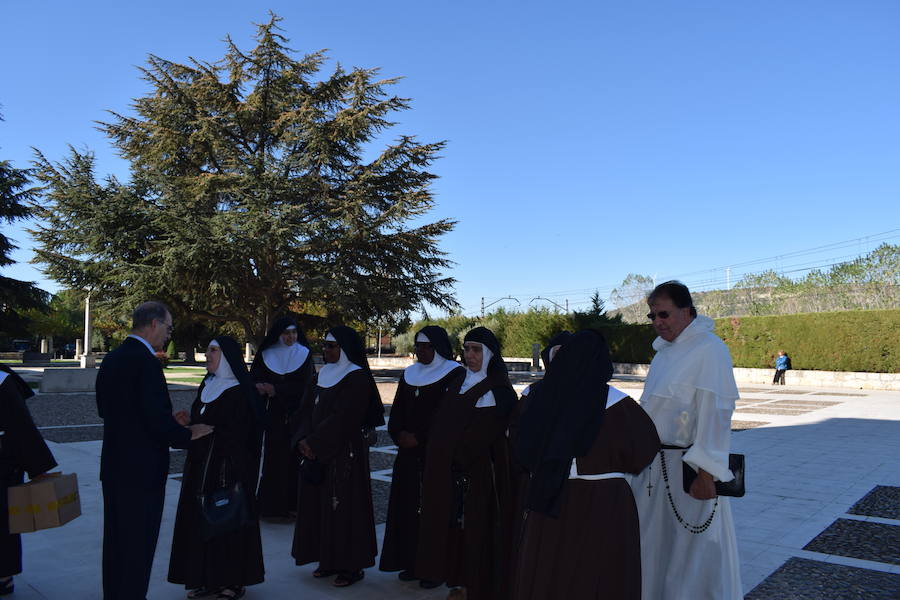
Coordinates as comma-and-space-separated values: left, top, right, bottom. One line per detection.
529, 296, 569, 313
80, 290, 96, 368
480, 296, 521, 318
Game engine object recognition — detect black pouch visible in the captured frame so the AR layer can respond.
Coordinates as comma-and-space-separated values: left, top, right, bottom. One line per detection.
196, 437, 249, 541
682, 453, 745, 498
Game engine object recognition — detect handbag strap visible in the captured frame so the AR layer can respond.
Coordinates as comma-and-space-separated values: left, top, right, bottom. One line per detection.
197, 434, 217, 493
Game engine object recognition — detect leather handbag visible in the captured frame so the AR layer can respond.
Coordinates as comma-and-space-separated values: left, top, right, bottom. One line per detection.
196, 435, 248, 541
682, 453, 745, 498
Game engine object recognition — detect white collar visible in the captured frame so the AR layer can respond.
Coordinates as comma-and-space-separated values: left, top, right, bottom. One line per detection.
317, 336, 362, 388
404, 332, 462, 387
460, 344, 496, 408
652, 315, 714, 351
606, 385, 627, 409
201, 341, 240, 403
127, 334, 156, 355
262, 340, 310, 375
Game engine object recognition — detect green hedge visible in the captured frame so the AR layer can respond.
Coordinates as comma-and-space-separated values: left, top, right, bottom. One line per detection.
400, 308, 900, 373
716, 309, 900, 373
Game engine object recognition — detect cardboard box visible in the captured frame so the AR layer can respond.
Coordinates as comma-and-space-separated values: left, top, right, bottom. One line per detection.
8, 472, 81, 534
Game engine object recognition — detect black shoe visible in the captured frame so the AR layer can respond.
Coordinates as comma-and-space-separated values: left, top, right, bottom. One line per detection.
0, 577, 13, 597
420, 579, 443, 589
333, 570, 364, 587
398, 570, 417, 581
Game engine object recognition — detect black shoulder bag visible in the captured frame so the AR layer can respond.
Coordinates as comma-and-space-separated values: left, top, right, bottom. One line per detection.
196, 434, 249, 541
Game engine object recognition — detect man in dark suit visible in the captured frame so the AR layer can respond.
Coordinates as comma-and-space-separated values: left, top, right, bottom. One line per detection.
96, 301, 213, 599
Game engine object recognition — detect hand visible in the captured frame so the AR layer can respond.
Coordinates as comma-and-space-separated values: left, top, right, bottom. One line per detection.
255, 382, 276, 397
689, 469, 717, 500
397, 431, 419, 449
297, 439, 316, 459
188, 424, 214, 440
173, 410, 190, 426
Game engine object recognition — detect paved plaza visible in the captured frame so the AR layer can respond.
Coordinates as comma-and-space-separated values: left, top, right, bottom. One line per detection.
9, 367, 900, 599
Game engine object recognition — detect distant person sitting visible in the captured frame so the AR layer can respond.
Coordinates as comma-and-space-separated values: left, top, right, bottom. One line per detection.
773, 350, 789, 385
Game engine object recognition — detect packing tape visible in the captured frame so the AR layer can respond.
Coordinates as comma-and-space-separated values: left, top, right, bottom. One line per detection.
8, 504, 40, 515
47, 492, 78, 511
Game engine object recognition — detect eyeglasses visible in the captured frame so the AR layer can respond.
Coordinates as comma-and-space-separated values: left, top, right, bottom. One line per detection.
157, 319, 174, 333
646, 311, 671, 321
414, 342, 433, 348
322, 341, 340, 349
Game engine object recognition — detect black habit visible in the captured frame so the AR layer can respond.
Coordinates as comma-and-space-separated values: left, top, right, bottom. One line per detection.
292, 326, 382, 575
251, 318, 313, 518
0, 367, 57, 577
415, 327, 517, 600
167, 387, 265, 589
291, 369, 378, 572
379, 367, 464, 572
168, 337, 265, 590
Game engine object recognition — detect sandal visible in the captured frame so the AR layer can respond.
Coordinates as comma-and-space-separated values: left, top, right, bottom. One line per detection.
313, 567, 337, 578
187, 587, 219, 599
333, 570, 364, 587
0, 577, 13, 597
216, 587, 245, 600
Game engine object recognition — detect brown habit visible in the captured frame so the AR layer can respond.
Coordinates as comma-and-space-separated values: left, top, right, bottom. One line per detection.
511, 397, 660, 600
415, 374, 516, 600
380, 367, 464, 572
291, 370, 377, 571
251, 356, 313, 517
168, 385, 265, 589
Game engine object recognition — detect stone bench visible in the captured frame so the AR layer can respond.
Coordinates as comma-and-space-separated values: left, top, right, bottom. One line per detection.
40, 368, 98, 393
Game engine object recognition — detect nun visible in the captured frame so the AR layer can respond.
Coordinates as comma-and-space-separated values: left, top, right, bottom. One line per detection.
168, 337, 265, 600
251, 317, 314, 519
511, 330, 660, 600
507, 331, 572, 569
415, 326, 517, 600
0, 365, 57, 596
380, 326, 465, 583
291, 326, 384, 588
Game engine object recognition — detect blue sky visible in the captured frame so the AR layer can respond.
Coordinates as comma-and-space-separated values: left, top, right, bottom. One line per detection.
2, 1, 898, 316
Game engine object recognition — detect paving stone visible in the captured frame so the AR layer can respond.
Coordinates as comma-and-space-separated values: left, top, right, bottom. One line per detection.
368, 450, 396, 472
372, 479, 391, 525
732, 420, 768, 432
803, 518, 900, 565
745, 557, 900, 600
811, 391, 867, 397
376, 429, 394, 447
169, 450, 186, 474
736, 407, 812, 416
768, 400, 841, 408
848, 486, 900, 520
39, 425, 103, 443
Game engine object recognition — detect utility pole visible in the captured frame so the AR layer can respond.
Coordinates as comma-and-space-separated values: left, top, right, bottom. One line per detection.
481, 297, 485, 319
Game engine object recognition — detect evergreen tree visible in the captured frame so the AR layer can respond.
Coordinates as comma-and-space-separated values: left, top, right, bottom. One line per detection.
1, 111, 49, 343
30, 14, 456, 343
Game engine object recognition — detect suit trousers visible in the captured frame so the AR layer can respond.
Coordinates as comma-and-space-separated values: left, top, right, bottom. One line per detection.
102, 482, 165, 599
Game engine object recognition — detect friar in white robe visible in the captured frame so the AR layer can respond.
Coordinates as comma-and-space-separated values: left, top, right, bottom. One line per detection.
631, 282, 742, 600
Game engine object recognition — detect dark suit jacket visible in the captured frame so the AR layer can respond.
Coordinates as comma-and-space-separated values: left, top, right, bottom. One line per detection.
96, 336, 191, 489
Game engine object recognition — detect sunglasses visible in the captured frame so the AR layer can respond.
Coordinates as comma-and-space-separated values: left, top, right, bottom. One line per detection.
646, 311, 672, 321
322, 341, 340, 349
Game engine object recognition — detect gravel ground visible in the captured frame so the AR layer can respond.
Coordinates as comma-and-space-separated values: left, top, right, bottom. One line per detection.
848, 485, 900, 520
745, 557, 900, 600
803, 519, 900, 565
